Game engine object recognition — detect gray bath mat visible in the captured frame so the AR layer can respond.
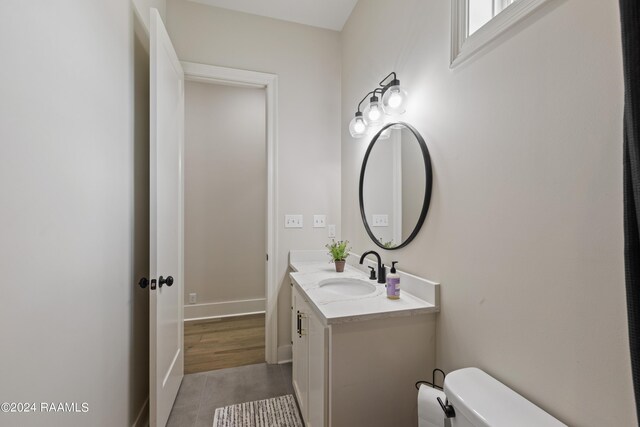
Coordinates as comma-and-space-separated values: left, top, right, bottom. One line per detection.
213, 394, 303, 427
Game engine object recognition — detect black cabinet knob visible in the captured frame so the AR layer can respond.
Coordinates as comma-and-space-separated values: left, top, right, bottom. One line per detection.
138, 277, 149, 289
159, 276, 174, 287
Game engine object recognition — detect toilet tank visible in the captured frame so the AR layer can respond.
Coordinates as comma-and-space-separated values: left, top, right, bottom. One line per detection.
443, 368, 567, 427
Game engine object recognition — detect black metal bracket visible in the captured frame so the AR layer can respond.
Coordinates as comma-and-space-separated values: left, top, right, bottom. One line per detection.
415, 368, 446, 391
379, 71, 397, 87
378, 71, 400, 97
357, 90, 376, 113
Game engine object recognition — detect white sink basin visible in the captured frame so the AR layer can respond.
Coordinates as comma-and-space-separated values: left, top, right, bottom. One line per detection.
317, 278, 377, 296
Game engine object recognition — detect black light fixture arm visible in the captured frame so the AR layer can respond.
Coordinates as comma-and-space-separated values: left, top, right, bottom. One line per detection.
379, 71, 400, 95
379, 71, 397, 86
357, 90, 377, 113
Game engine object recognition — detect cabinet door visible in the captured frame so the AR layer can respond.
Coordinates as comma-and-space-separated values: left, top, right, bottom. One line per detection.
307, 308, 327, 427
291, 287, 309, 422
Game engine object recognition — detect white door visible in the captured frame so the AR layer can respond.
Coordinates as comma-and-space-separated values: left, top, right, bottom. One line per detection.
149, 8, 184, 427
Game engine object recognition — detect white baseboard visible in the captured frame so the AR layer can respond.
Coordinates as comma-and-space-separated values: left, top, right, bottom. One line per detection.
277, 344, 292, 364
184, 298, 265, 321
132, 397, 148, 427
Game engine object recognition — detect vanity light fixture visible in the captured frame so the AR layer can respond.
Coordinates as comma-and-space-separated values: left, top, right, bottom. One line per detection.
349, 72, 409, 138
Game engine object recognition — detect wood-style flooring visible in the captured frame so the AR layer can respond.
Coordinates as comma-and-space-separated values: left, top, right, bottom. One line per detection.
184, 313, 265, 374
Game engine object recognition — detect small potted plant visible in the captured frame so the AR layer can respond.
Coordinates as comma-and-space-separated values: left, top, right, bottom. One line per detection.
379, 237, 394, 249
325, 240, 351, 272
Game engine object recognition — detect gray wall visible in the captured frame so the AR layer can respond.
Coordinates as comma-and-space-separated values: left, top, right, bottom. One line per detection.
341, 0, 633, 425
184, 81, 266, 316
0, 0, 158, 425
166, 0, 342, 358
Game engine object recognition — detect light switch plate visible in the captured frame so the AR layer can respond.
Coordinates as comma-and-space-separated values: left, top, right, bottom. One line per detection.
328, 224, 336, 238
188, 293, 197, 304
313, 215, 326, 228
285, 215, 303, 228
372, 214, 389, 227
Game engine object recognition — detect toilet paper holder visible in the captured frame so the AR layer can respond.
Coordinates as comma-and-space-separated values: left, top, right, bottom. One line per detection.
416, 369, 456, 420
415, 368, 446, 391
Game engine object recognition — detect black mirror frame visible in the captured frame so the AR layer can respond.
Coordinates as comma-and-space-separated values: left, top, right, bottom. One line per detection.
358, 122, 433, 250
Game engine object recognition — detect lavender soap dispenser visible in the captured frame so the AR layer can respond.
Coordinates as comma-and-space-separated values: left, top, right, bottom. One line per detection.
386, 261, 400, 299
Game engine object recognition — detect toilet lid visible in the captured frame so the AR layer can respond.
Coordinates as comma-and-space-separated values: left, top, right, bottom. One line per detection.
444, 368, 566, 427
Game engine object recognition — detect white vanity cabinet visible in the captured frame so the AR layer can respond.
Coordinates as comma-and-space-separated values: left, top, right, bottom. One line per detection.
288, 251, 440, 427
291, 282, 436, 427
292, 284, 327, 426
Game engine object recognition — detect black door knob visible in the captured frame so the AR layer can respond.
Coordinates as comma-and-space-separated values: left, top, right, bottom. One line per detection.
159, 276, 174, 287
138, 277, 149, 289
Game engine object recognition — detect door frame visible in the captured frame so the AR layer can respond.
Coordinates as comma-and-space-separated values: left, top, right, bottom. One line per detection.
181, 61, 279, 364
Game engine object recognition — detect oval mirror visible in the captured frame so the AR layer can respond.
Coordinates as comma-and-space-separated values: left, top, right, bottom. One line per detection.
359, 122, 432, 250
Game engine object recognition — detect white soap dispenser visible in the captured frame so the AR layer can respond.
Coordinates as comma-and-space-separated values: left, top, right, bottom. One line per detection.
386, 261, 400, 299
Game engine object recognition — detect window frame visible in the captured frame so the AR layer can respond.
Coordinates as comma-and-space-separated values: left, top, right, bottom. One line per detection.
451, 0, 552, 68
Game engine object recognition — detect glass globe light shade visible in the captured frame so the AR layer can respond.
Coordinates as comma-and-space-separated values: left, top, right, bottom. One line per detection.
349, 113, 368, 138
382, 84, 408, 115
363, 96, 384, 126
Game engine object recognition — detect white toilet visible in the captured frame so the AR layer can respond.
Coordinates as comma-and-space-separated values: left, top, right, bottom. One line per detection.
419, 367, 567, 427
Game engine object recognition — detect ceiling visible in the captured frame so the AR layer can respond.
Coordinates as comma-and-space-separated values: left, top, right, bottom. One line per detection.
187, 0, 359, 31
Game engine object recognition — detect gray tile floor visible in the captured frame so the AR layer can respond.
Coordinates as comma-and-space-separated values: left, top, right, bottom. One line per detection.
167, 363, 295, 427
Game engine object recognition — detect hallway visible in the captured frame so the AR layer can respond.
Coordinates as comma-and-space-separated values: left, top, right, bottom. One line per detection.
185, 314, 265, 374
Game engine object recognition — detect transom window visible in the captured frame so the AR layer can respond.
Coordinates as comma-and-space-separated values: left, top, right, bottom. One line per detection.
468, 0, 517, 35
451, 0, 551, 68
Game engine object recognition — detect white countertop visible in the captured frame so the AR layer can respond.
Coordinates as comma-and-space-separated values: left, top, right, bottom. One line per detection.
289, 252, 439, 325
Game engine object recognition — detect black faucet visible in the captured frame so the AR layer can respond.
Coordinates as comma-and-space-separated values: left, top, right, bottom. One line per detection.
359, 250, 386, 284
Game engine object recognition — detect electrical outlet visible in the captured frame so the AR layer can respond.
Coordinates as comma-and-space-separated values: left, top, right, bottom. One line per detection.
189, 293, 197, 304
372, 214, 389, 227
313, 215, 326, 228
285, 215, 303, 228
328, 224, 336, 238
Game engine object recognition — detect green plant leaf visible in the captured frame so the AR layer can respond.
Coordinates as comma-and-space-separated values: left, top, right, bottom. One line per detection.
325, 239, 352, 261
